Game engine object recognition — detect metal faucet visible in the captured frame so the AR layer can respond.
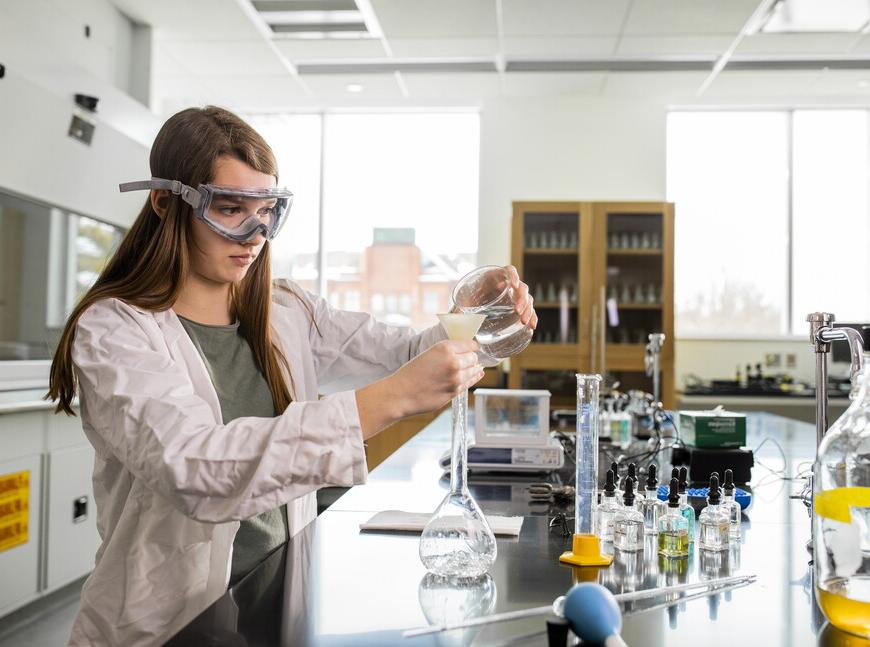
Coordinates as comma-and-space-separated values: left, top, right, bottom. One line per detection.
645, 333, 666, 404
806, 313, 865, 447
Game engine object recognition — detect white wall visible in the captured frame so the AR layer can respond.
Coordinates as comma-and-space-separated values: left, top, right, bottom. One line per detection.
477, 96, 667, 268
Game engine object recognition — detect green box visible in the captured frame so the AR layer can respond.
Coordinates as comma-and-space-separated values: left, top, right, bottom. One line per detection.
679, 410, 746, 449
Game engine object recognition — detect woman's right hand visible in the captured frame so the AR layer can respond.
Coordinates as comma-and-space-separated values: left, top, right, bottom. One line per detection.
355, 340, 484, 439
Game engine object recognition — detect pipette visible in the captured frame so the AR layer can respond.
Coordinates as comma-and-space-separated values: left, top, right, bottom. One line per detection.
402, 573, 756, 638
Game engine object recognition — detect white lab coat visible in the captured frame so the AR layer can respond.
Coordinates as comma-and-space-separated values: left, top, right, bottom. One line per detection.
66, 279, 446, 646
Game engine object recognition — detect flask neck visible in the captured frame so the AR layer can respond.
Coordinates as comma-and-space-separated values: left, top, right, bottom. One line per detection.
449, 390, 469, 495
851, 352, 870, 401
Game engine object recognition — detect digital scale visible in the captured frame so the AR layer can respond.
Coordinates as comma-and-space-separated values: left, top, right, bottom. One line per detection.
439, 389, 565, 474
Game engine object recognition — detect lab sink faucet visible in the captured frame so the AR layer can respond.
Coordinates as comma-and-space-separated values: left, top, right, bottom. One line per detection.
806, 313, 865, 447
645, 333, 666, 404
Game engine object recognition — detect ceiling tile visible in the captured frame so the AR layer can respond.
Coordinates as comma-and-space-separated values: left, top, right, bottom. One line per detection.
616, 35, 733, 56
387, 38, 499, 58
736, 32, 865, 56
370, 0, 497, 38
399, 72, 501, 99
501, 0, 631, 37
160, 40, 289, 76
274, 38, 388, 60
504, 36, 618, 58
303, 72, 405, 99
622, 0, 759, 36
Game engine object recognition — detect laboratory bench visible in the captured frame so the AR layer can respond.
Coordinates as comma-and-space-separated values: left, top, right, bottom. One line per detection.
167, 412, 857, 647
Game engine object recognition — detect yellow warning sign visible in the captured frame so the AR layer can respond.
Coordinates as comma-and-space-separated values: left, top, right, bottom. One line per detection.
0, 470, 29, 553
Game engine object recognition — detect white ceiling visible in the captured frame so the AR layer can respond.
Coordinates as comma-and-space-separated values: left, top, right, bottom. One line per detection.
102, 0, 870, 113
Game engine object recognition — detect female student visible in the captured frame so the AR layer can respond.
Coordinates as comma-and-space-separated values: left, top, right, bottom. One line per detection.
48, 106, 537, 646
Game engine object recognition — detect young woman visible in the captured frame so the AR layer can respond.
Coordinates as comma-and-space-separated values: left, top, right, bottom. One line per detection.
48, 106, 537, 647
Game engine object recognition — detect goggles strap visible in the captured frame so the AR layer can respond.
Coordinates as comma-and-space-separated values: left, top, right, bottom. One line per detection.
118, 178, 202, 209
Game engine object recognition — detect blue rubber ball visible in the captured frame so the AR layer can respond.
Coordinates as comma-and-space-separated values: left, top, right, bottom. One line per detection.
562, 583, 622, 644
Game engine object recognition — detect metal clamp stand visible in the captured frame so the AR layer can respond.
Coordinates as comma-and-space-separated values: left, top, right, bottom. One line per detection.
645, 333, 666, 405
801, 313, 865, 552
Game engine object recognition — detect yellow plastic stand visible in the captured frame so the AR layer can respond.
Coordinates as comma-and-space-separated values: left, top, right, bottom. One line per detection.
559, 533, 613, 567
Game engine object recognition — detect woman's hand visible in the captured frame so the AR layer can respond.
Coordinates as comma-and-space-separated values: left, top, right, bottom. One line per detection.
503, 265, 537, 329
355, 340, 483, 439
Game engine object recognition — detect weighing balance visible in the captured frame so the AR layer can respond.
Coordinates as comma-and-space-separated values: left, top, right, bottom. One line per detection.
439, 389, 565, 474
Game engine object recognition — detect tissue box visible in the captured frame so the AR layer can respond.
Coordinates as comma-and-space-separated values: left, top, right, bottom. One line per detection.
679, 410, 746, 449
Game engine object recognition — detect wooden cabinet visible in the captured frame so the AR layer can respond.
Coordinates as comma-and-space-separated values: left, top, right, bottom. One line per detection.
509, 201, 675, 408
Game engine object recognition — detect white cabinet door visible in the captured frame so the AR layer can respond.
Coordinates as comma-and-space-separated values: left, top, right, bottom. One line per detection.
45, 445, 100, 591
0, 454, 42, 615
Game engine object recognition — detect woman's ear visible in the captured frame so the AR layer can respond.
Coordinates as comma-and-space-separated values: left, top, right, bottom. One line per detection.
150, 189, 170, 219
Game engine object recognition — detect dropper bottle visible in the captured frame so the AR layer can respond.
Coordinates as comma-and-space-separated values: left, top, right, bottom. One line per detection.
721, 469, 741, 540
613, 477, 644, 552
698, 474, 730, 552
596, 469, 620, 542
657, 478, 689, 557
678, 467, 696, 543
627, 463, 640, 499
641, 464, 665, 534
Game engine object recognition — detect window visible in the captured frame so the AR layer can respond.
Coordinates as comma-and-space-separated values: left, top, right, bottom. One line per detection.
791, 110, 870, 333
323, 113, 479, 329
252, 112, 479, 327
667, 109, 870, 337
244, 114, 322, 293
423, 290, 440, 314
344, 290, 361, 311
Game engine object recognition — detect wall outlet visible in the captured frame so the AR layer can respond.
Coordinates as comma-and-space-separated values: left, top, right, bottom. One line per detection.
765, 353, 782, 368
786, 353, 797, 369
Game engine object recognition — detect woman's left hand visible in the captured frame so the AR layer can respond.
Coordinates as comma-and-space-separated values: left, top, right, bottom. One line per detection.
503, 265, 537, 329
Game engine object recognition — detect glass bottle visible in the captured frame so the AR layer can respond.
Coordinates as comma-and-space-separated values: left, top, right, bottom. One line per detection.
678, 467, 696, 543
814, 346, 870, 638
641, 464, 665, 534
613, 478, 645, 552
597, 469, 620, 543
722, 469, 742, 540
698, 475, 730, 552
658, 478, 689, 558
420, 314, 496, 577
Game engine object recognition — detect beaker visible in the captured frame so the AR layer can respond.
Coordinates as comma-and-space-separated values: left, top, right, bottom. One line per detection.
451, 265, 533, 361
420, 314, 497, 578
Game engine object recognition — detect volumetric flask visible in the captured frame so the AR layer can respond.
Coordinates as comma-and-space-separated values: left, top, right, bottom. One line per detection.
451, 265, 533, 361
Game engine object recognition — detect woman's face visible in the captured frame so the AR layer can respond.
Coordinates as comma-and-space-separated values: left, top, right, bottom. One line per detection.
188, 155, 275, 286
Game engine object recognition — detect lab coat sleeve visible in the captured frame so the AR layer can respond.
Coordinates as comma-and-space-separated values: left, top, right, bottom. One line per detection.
71, 298, 367, 523
272, 279, 448, 393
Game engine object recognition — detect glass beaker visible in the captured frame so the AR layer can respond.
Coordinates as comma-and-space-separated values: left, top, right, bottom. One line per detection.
420, 314, 497, 578
814, 348, 870, 638
451, 265, 533, 361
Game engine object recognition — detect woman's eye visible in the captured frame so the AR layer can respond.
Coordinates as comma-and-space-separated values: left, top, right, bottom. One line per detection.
258, 206, 276, 218
219, 206, 241, 215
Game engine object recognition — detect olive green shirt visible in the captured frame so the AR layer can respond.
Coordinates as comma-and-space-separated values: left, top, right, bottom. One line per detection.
177, 315, 289, 586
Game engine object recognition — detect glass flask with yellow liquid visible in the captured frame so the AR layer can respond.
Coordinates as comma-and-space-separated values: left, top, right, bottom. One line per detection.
814, 341, 870, 638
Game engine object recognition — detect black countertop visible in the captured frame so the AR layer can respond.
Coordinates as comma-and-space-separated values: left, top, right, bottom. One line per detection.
167, 412, 854, 647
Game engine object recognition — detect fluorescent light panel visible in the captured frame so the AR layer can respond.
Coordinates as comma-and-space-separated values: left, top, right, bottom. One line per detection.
251, 0, 369, 38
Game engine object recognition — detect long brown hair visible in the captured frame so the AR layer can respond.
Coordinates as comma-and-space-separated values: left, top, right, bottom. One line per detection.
48, 106, 293, 415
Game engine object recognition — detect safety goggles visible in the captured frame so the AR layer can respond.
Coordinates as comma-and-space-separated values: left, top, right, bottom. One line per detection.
119, 178, 293, 242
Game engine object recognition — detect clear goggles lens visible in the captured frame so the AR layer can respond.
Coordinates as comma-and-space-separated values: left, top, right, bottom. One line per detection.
119, 178, 293, 242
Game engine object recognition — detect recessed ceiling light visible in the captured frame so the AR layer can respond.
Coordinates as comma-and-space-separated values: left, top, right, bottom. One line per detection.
346, 83, 363, 93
